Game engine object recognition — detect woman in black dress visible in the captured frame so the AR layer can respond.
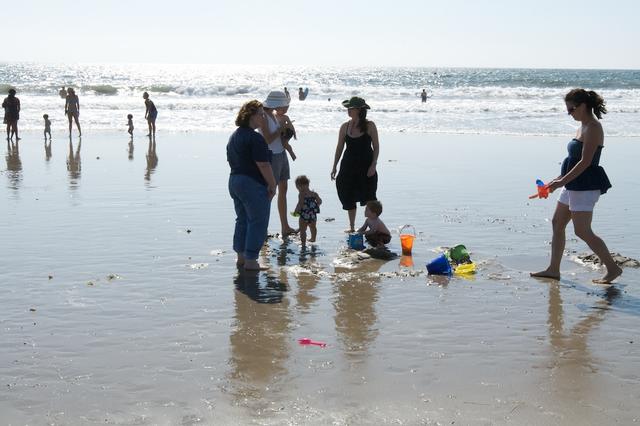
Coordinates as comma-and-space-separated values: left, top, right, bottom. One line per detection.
331, 97, 380, 232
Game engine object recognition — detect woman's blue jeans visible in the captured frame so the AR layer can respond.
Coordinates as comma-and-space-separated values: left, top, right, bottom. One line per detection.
228, 174, 270, 260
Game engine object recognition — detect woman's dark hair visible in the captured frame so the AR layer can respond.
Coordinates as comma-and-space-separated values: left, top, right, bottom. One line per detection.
235, 100, 263, 127
8, 88, 16, 96
358, 108, 368, 134
565, 88, 607, 119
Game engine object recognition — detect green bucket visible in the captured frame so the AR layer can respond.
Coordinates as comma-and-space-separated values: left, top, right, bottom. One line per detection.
448, 244, 470, 264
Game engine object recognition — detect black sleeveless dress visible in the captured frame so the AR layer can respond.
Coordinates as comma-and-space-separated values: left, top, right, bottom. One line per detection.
336, 125, 378, 210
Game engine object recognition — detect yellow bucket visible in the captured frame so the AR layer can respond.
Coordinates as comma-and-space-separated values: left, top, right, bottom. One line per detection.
454, 262, 476, 275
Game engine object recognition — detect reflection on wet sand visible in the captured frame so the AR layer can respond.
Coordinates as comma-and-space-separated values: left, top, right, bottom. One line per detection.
128, 139, 134, 161
296, 245, 320, 313
547, 283, 620, 414
66, 137, 81, 185
145, 136, 158, 181
5, 140, 22, 190
228, 270, 291, 410
44, 139, 52, 161
333, 260, 382, 358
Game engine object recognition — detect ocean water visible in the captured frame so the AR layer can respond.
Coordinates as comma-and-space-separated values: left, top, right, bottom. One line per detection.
1, 64, 640, 136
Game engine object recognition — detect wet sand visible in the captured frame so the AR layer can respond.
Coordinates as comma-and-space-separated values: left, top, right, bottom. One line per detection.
1, 131, 639, 425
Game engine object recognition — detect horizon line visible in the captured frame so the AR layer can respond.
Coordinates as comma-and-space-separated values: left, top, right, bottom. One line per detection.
0, 61, 639, 72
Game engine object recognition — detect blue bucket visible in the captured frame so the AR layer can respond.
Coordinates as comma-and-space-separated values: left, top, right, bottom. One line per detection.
427, 254, 452, 275
348, 233, 365, 250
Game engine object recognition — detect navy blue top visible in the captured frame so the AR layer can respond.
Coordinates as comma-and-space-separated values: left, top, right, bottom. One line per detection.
227, 127, 271, 186
560, 139, 612, 193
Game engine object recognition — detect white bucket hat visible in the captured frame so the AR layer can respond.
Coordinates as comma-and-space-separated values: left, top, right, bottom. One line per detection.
263, 90, 290, 108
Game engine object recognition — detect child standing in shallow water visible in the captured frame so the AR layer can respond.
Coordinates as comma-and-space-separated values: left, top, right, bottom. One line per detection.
43, 114, 51, 140
127, 114, 134, 137
294, 175, 322, 246
357, 200, 391, 247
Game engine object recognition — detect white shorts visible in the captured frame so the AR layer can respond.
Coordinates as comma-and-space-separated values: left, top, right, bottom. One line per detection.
557, 188, 600, 212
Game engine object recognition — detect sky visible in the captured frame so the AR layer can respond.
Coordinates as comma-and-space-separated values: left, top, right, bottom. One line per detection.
3, 0, 639, 69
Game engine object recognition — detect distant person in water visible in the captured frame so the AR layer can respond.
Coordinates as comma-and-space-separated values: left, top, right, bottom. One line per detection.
284, 87, 290, 100
43, 114, 52, 140
143, 92, 157, 137
531, 89, 622, 284
59, 87, 67, 99
2, 89, 20, 141
64, 88, 81, 136
127, 114, 134, 137
298, 87, 308, 101
421, 89, 428, 103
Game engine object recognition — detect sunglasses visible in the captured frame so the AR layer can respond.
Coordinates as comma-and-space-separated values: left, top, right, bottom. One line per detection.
567, 104, 580, 114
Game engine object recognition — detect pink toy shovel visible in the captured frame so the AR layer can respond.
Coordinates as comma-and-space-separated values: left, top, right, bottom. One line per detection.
298, 338, 327, 348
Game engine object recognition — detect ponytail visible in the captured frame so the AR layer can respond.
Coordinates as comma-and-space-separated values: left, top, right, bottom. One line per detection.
565, 88, 607, 119
587, 90, 607, 119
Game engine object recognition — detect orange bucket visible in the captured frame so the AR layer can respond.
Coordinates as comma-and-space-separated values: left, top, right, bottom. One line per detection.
399, 225, 416, 256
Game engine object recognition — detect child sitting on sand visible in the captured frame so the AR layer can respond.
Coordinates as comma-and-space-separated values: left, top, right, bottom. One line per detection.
43, 114, 51, 140
357, 200, 391, 248
275, 105, 297, 161
127, 114, 134, 136
293, 175, 322, 246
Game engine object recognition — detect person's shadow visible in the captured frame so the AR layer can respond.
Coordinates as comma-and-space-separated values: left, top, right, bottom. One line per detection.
66, 137, 81, 184
5, 139, 22, 190
145, 136, 158, 181
227, 271, 291, 408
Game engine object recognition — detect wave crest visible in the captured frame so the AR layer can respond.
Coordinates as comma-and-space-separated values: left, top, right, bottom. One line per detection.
84, 85, 119, 95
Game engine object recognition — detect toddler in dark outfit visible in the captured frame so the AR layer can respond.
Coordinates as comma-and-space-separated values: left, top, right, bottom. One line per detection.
294, 175, 322, 247
357, 200, 391, 247
43, 114, 52, 140
127, 114, 134, 137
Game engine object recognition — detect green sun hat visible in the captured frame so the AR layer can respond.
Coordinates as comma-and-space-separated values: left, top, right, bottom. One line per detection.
342, 96, 370, 109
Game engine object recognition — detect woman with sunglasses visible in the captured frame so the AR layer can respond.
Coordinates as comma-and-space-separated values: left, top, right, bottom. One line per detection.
532, 89, 622, 284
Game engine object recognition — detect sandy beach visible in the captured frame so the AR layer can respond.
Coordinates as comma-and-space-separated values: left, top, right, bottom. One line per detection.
1, 130, 639, 425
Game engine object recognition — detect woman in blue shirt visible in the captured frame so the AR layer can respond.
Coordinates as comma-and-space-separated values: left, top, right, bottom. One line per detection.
227, 100, 277, 271
532, 89, 622, 284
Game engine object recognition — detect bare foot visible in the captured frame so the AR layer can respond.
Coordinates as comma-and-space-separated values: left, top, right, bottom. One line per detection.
530, 269, 560, 280
308, 238, 316, 243
344, 228, 355, 233
282, 227, 298, 237
243, 259, 269, 271
593, 265, 623, 284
